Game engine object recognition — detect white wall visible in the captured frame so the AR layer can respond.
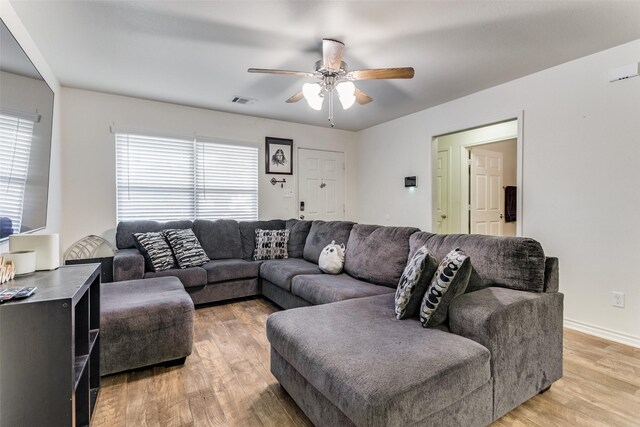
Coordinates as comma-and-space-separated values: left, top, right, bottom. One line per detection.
60, 88, 356, 252
355, 39, 640, 345
0, 0, 61, 254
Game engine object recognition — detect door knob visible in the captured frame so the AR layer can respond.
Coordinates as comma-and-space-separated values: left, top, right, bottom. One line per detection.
500, 214, 504, 219
441, 214, 447, 219
300, 215, 305, 220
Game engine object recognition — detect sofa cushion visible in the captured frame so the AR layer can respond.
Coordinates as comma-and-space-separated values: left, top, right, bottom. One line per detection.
344, 224, 420, 288
266, 293, 491, 426
202, 259, 261, 283
144, 266, 207, 288
395, 245, 438, 320
260, 258, 322, 291
239, 220, 286, 260
303, 221, 355, 264
420, 248, 471, 327
292, 274, 395, 305
409, 232, 546, 293
132, 231, 176, 272
285, 219, 312, 258
253, 229, 290, 260
192, 219, 243, 260
116, 220, 193, 249
163, 228, 210, 268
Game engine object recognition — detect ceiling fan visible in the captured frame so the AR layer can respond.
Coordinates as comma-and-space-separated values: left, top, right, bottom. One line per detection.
248, 38, 414, 127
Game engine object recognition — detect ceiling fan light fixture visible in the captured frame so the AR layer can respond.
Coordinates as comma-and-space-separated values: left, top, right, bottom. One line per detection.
302, 83, 324, 111
336, 81, 356, 109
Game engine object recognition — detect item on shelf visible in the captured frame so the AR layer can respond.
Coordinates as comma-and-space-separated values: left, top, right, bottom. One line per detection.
9, 234, 60, 270
0, 257, 16, 284
1, 251, 36, 276
0, 287, 37, 302
63, 235, 115, 262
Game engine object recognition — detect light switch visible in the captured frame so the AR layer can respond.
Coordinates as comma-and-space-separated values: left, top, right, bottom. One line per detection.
283, 189, 294, 198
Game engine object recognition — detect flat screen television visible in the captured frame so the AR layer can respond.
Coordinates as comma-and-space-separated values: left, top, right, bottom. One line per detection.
0, 18, 54, 241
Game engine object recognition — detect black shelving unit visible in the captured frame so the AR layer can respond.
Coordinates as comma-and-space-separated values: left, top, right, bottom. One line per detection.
0, 264, 101, 426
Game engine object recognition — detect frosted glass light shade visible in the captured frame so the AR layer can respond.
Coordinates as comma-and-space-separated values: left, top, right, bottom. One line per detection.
336, 81, 356, 109
302, 83, 324, 111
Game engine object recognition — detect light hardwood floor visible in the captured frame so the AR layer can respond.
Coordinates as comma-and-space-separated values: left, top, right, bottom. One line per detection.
92, 298, 640, 427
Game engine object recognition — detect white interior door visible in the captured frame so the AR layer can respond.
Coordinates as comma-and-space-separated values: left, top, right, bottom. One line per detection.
436, 150, 449, 233
298, 148, 345, 221
470, 148, 503, 236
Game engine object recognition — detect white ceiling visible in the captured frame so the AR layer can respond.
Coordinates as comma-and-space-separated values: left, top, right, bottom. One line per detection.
8, 1, 640, 131
1, 21, 42, 80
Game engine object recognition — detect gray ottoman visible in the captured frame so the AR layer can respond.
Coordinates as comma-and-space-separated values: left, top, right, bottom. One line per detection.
100, 277, 194, 376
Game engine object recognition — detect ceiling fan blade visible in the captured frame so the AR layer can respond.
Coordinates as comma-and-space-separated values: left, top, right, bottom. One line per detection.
248, 68, 314, 77
322, 39, 345, 71
348, 67, 415, 80
354, 88, 373, 105
285, 90, 304, 103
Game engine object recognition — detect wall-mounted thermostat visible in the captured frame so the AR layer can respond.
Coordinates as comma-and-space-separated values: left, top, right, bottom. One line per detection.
405, 176, 417, 187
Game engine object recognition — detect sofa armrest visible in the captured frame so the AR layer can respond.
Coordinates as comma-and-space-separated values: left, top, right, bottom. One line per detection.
449, 287, 563, 420
113, 249, 145, 281
544, 257, 559, 293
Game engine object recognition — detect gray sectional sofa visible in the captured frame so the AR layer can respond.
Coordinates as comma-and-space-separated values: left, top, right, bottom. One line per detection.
112, 218, 563, 426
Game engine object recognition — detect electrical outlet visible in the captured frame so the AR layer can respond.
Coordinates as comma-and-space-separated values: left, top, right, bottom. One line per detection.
612, 292, 625, 308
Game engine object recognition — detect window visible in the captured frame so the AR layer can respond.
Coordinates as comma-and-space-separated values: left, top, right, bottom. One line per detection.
0, 113, 35, 234
115, 132, 258, 222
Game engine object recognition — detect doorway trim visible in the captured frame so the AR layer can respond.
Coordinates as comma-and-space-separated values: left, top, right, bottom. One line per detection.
430, 112, 524, 237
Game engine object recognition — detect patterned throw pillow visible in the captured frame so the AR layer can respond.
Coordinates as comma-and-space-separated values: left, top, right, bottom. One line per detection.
395, 245, 438, 320
253, 229, 289, 260
163, 228, 210, 269
132, 231, 176, 272
420, 248, 471, 328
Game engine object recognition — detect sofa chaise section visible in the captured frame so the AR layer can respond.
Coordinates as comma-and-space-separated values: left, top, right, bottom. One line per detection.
267, 293, 493, 427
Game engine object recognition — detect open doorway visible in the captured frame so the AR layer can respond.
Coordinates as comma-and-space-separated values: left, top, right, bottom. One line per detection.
433, 119, 520, 236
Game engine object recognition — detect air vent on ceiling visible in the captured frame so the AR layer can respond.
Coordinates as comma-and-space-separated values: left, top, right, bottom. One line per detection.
229, 96, 256, 105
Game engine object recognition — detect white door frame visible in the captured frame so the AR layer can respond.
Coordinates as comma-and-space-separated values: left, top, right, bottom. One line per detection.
430, 112, 524, 237
296, 147, 347, 220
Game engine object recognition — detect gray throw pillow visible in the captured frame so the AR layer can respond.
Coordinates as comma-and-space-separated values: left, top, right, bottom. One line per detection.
163, 228, 210, 268
253, 229, 290, 260
132, 231, 176, 272
395, 245, 438, 319
420, 248, 471, 327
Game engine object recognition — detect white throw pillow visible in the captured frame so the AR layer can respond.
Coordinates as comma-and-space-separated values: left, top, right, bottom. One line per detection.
318, 240, 345, 275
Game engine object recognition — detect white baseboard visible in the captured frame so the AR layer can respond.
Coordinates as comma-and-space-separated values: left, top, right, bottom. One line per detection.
564, 318, 640, 349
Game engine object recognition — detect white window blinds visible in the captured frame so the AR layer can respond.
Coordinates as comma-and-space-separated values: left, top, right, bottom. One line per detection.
0, 113, 35, 234
115, 133, 258, 222
196, 140, 259, 221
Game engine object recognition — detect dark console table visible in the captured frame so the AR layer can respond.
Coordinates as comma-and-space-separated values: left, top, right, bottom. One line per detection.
0, 264, 101, 426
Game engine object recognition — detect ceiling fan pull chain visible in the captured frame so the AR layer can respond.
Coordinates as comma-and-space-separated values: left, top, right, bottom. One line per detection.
328, 91, 335, 128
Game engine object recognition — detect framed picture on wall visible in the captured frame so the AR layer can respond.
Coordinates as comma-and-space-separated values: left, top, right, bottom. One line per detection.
265, 137, 293, 175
